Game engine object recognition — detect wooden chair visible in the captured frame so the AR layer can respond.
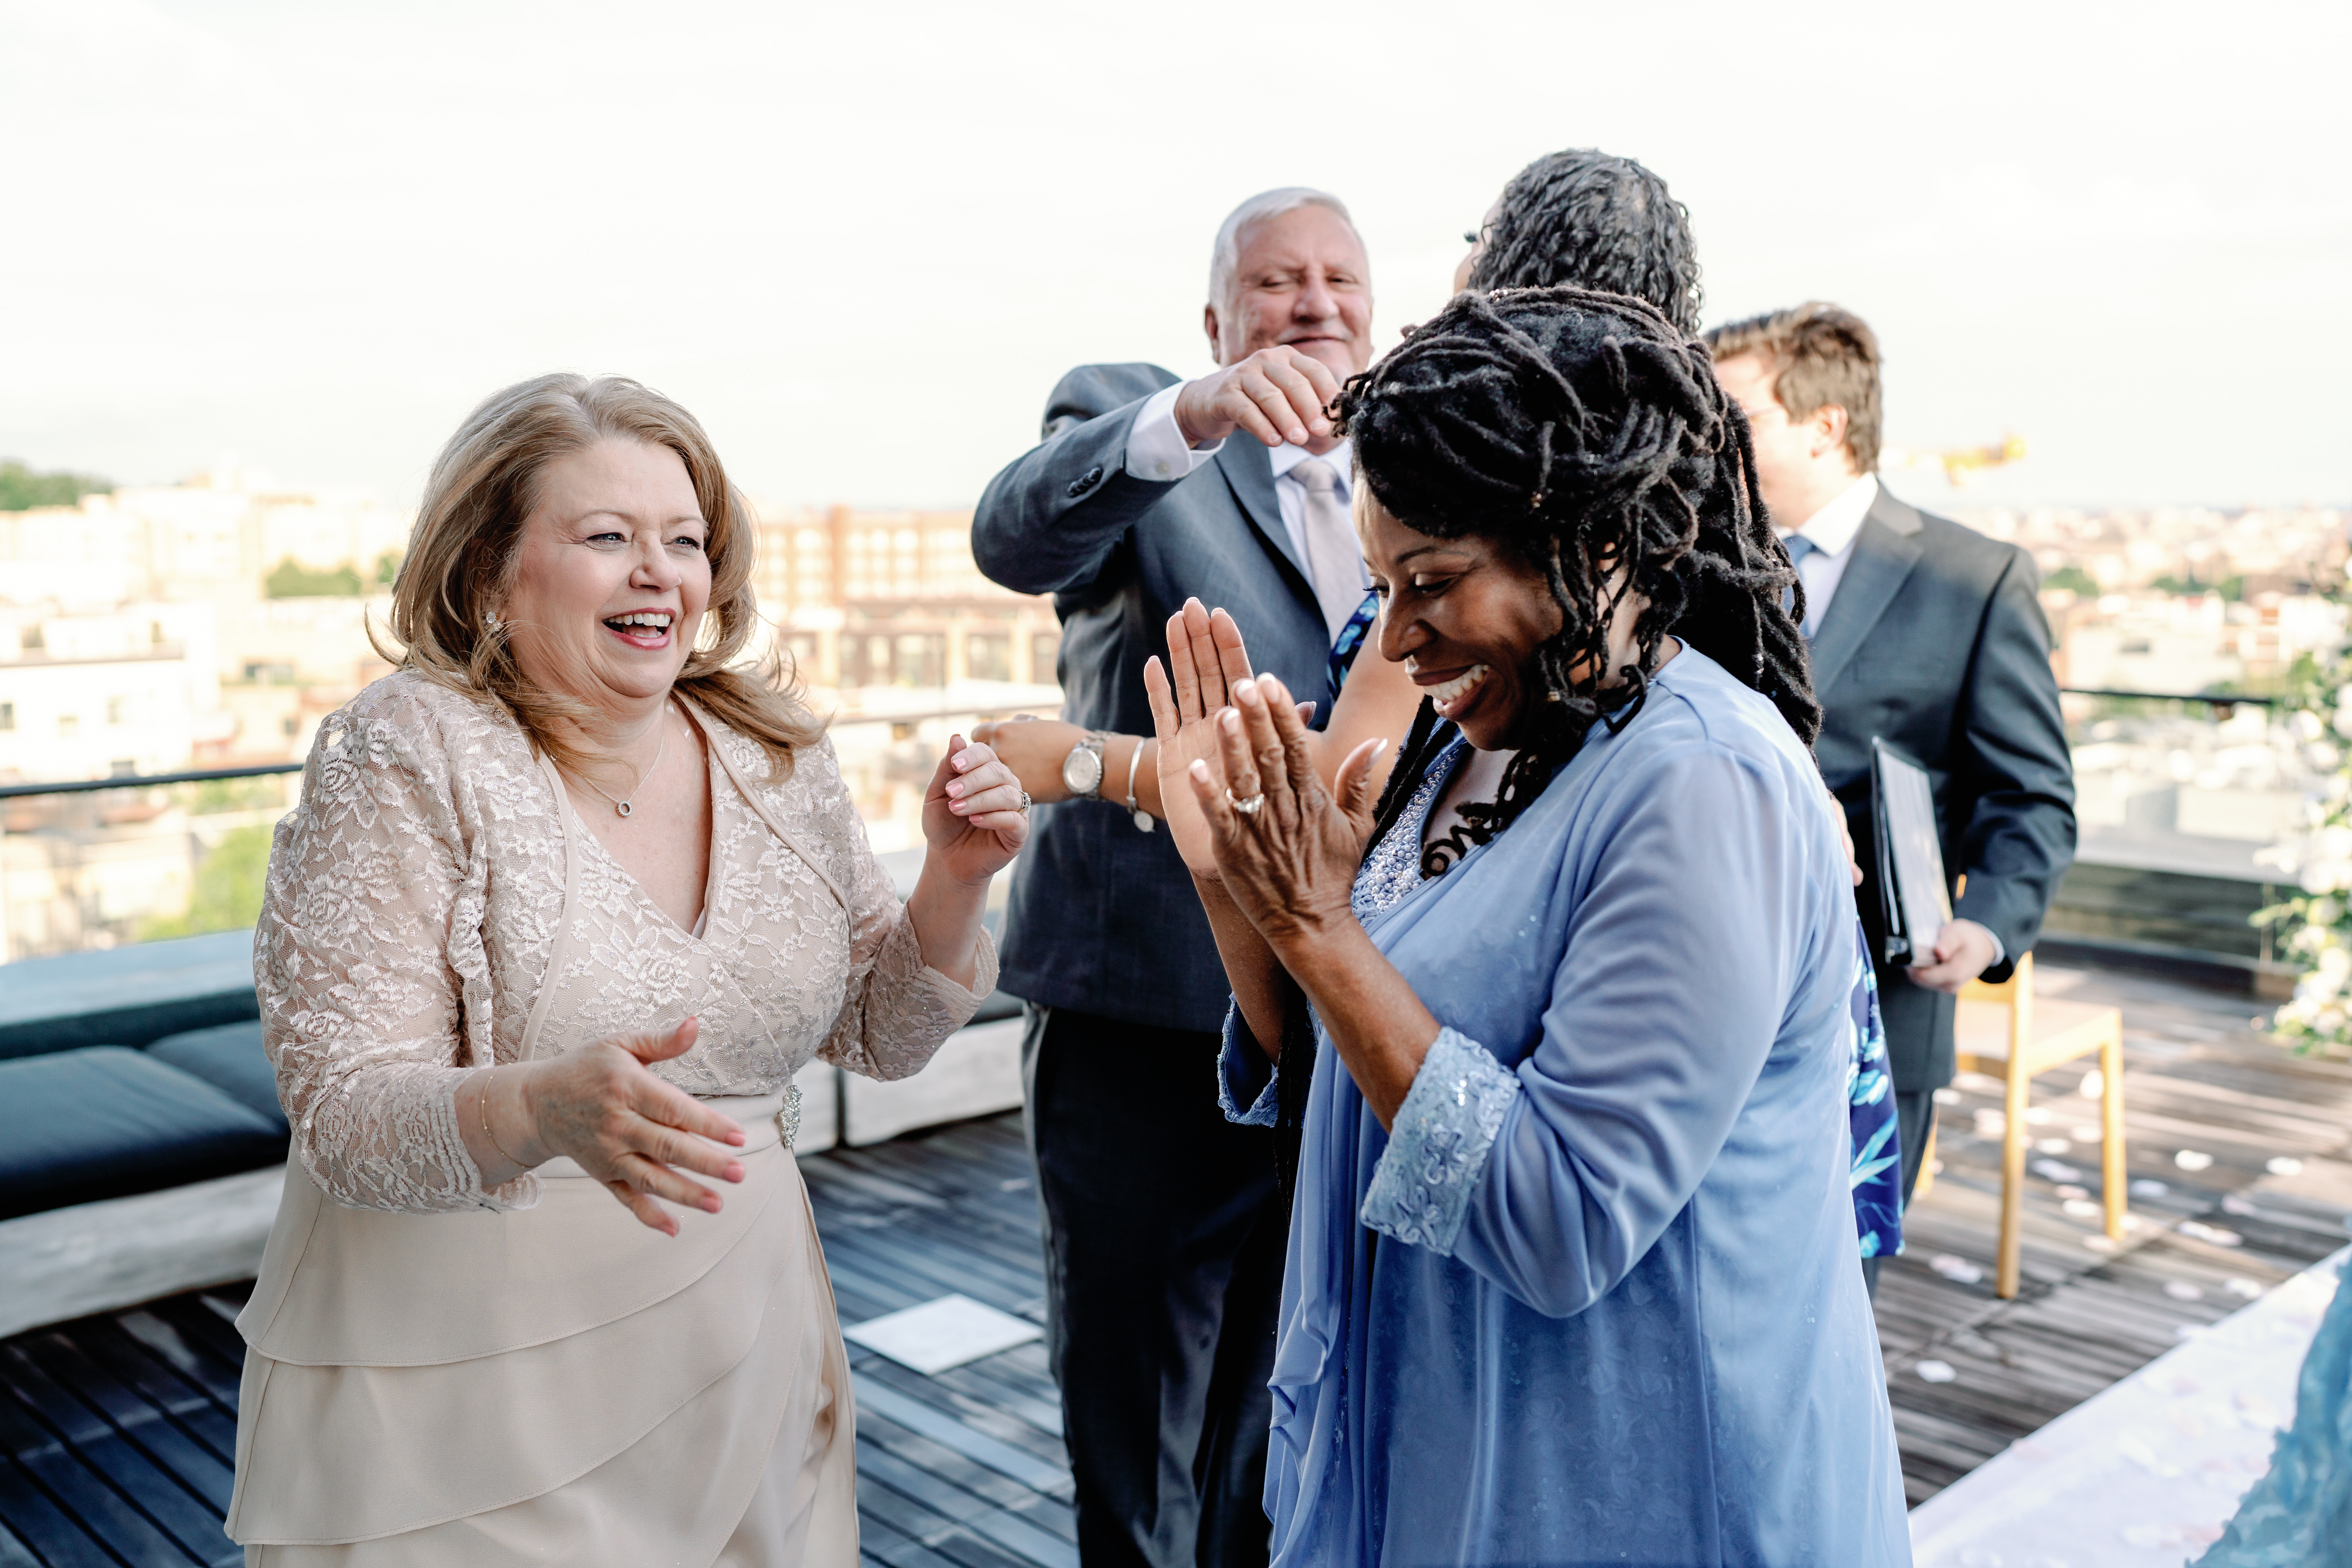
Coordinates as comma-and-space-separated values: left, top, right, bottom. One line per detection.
1938, 952, 2127, 1298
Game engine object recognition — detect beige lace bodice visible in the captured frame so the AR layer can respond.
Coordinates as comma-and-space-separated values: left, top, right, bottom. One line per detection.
253, 671, 994, 1215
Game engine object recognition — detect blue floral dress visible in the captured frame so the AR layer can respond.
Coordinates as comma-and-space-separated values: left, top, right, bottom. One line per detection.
1331, 592, 1903, 1260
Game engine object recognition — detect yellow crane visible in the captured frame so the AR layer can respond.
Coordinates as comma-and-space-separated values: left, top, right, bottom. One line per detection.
1881, 434, 2028, 487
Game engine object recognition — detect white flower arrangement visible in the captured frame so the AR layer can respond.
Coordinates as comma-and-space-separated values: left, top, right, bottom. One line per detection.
2255, 661, 2352, 1055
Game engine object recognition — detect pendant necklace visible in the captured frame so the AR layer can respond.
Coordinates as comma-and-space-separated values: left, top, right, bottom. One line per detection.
579, 711, 670, 818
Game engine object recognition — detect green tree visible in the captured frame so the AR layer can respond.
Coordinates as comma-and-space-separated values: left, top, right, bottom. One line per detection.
265, 557, 365, 597
374, 549, 404, 587
2149, 572, 2246, 601
0, 459, 112, 511
140, 824, 275, 942
2044, 564, 2100, 595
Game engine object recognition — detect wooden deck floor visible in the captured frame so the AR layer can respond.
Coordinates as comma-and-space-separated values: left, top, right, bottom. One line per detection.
4, 960, 2349, 1562
1875, 962, 2352, 1504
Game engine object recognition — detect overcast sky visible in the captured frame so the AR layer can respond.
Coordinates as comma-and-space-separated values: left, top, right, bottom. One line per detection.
2, 0, 2345, 514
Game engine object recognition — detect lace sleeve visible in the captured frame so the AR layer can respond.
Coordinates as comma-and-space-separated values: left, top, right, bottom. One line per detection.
803, 744, 996, 1082
1360, 1028, 1519, 1252
255, 687, 534, 1214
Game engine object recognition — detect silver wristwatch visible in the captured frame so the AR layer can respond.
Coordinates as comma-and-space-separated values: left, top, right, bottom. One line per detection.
1061, 731, 1108, 799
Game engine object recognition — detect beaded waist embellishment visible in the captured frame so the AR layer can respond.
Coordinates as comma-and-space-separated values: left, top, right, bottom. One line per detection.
776, 1080, 802, 1150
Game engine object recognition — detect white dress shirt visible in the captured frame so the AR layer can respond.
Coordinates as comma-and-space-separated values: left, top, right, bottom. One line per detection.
1126, 380, 1368, 610
1777, 472, 1878, 638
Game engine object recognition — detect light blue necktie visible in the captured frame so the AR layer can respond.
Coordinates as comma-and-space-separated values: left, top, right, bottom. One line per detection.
1783, 534, 1816, 638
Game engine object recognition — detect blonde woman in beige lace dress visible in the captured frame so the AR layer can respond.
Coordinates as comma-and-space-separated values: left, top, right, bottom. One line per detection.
224, 375, 1029, 1567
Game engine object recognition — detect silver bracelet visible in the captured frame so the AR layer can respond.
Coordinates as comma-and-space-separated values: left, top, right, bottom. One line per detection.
1125, 737, 1155, 833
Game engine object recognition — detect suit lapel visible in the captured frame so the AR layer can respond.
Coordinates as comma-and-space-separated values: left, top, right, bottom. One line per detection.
1807, 488, 1926, 693
1216, 440, 1311, 586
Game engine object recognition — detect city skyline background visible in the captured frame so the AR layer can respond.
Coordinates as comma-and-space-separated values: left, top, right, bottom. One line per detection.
2, 0, 2345, 513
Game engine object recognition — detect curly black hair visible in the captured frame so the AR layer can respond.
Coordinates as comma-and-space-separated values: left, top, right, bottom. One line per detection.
1467, 149, 1702, 335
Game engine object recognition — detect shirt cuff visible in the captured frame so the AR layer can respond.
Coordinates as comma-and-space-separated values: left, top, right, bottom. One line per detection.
1359, 1027, 1518, 1255
1125, 381, 1223, 483
1217, 1000, 1281, 1126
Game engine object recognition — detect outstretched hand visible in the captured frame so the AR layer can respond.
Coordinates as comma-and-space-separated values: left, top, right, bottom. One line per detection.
1187, 671, 1384, 953
507, 1018, 751, 1237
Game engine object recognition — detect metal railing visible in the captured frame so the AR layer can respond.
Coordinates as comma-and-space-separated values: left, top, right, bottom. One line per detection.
2060, 686, 2277, 710
0, 704, 1062, 804
0, 762, 305, 801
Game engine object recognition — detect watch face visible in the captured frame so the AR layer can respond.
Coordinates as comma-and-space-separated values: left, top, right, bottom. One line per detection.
1062, 744, 1103, 797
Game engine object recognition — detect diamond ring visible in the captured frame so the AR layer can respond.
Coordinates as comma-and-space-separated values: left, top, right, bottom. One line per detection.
1227, 789, 1266, 817
1015, 789, 1032, 813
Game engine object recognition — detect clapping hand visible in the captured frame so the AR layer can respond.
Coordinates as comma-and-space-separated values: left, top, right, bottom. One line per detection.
1143, 599, 1302, 878
1186, 670, 1385, 952
923, 733, 1029, 884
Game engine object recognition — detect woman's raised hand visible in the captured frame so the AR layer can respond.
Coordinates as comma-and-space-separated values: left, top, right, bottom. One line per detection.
1188, 671, 1385, 951
923, 733, 1029, 884
487, 1018, 753, 1237
1144, 598, 1260, 878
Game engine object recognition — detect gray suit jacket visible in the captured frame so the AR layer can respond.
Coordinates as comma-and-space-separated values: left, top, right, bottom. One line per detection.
972, 363, 1334, 1032
1813, 486, 2078, 1093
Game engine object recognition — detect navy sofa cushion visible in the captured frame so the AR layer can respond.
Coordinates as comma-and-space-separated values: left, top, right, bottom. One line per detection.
146, 1021, 287, 1135
0, 1047, 288, 1221
0, 928, 258, 1060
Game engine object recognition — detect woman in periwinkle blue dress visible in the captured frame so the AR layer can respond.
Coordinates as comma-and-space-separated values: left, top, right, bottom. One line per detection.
1146, 286, 1910, 1565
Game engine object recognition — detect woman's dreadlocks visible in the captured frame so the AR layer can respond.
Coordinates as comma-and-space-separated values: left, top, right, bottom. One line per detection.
1467, 150, 1704, 336
1268, 285, 1818, 1188
1350, 283, 1819, 857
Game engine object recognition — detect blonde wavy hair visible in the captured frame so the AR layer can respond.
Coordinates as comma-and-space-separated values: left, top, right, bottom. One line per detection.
379, 373, 822, 779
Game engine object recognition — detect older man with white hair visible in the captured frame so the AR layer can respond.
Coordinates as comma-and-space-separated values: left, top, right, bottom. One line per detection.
971, 188, 1374, 1568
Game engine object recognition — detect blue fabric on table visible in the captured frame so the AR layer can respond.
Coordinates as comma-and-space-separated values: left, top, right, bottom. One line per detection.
146, 1020, 288, 1134
2195, 1243, 2352, 1567
1218, 647, 1910, 1566
0, 1046, 287, 1220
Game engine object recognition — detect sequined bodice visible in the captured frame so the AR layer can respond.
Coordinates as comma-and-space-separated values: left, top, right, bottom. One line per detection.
1351, 736, 1470, 925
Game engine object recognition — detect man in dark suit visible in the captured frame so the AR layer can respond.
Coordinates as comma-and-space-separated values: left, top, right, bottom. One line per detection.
969, 188, 1375, 1568
1708, 303, 2077, 1286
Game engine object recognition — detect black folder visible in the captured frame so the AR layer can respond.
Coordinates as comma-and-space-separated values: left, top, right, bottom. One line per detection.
1871, 738, 1951, 967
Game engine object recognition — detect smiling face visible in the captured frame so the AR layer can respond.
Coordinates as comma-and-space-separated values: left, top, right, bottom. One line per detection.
1205, 203, 1374, 380
1360, 492, 1567, 751
1361, 491, 1663, 751
497, 437, 711, 720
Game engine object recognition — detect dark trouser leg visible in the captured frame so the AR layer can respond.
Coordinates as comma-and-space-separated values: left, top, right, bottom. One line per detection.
1863, 1088, 1941, 1298
1023, 1005, 1284, 1568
